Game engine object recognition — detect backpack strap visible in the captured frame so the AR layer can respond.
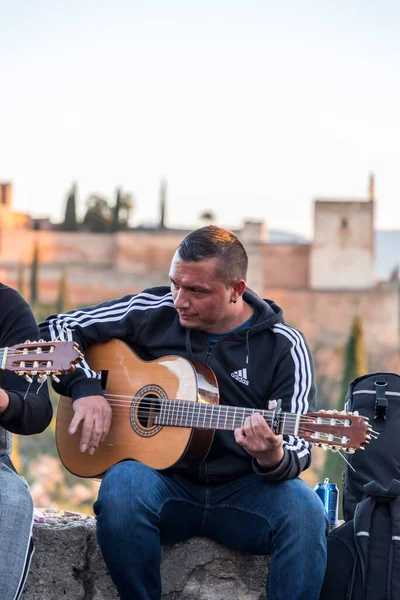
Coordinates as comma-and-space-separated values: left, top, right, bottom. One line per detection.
353, 496, 376, 594
389, 495, 400, 600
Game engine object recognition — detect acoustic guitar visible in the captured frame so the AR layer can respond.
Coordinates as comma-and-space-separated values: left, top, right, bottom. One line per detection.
1, 339, 83, 381
56, 338, 371, 478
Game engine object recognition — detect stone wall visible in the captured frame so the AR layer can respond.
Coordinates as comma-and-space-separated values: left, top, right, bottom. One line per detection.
268, 284, 400, 356
262, 244, 310, 289
22, 510, 268, 600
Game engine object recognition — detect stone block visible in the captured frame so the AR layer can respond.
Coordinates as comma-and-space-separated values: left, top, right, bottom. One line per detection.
21, 510, 268, 600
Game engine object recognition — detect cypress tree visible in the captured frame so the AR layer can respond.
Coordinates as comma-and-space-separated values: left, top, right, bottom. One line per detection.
17, 262, 27, 299
56, 265, 69, 314
322, 316, 368, 518
30, 241, 40, 306
62, 182, 78, 231
11, 435, 22, 474
112, 187, 122, 232
159, 179, 167, 229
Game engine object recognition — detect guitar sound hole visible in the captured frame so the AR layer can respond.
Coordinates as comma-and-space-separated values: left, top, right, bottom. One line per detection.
137, 394, 161, 429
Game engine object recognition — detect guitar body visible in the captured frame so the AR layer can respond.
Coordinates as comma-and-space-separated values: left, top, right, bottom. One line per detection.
56, 339, 219, 478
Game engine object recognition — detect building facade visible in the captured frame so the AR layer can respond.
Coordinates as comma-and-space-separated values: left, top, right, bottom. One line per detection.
0, 179, 398, 397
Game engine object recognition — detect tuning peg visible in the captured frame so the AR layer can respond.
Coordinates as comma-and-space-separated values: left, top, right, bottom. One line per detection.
51, 374, 60, 383
345, 448, 356, 454
24, 375, 33, 383
37, 374, 48, 384
24, 340, 31, 344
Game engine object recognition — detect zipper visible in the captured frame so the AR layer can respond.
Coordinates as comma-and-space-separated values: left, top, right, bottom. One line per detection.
199, 461, 207, 482
204, 341, 215, 364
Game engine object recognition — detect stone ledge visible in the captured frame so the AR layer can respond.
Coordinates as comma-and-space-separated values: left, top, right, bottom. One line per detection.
22, 510, 268, 600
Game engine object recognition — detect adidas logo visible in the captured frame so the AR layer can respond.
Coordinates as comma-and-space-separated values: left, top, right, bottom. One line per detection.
231, 368, 249, 386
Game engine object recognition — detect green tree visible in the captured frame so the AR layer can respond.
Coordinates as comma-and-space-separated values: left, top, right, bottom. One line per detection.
11, 435, 22, 474
339, 316, 368, 400
17, 262, 27, 299
199, 210, 216, 225
112, 187, 122, 232
56, 265, 69, 314
159, 179, 167, 229
62, 182, 78, 231
322, 316, 368, 519
82, 195, 112, 232
30, 241, 40, 306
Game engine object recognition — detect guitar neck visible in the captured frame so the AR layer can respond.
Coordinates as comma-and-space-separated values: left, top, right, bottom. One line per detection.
154, 399, 300, 436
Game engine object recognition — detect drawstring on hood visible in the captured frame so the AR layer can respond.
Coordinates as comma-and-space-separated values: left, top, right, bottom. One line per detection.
245, 329, 250, 364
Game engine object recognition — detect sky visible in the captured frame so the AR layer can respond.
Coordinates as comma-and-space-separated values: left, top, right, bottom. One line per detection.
1, 0, 400, 238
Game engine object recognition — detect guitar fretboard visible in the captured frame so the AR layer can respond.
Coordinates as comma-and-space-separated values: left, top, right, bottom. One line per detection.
154, 398, 299, 435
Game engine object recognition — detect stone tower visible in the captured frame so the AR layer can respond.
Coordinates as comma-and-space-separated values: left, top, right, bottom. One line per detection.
0, 182, 30, 230
0, 182, 12, 208
310, 176, 375, 290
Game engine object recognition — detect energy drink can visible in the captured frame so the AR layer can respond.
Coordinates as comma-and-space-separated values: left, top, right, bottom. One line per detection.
314, 478, 338, 529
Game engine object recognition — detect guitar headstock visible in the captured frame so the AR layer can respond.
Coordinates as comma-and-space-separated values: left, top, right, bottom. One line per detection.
298, 410, 371, 453
3, 339, 83, 382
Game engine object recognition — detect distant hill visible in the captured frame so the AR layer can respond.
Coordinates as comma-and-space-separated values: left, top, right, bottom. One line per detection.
375, 230, 400, 281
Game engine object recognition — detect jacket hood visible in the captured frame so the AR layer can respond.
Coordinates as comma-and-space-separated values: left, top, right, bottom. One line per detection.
242, 289, 284, 334
184, 288, 285, 367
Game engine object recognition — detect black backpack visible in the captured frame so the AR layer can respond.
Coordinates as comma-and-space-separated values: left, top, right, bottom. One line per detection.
320, 372, 400, 600
342, 372, 400, 521
320, 480, 400, 600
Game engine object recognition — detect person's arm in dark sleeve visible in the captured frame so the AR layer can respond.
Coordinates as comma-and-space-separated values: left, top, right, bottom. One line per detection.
252, 327, 316, 482
38, 290, 174, 455
38, 290, 175, 401
0, 288, 52, 435
38, 293, 155, 401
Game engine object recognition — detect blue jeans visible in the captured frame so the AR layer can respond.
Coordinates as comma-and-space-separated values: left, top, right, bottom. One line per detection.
94, 461, 328, 600
0, 461, 34, 600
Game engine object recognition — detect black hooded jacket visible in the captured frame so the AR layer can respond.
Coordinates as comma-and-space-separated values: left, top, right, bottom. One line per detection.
0, 283, 52, 467
39, 287, 316, 483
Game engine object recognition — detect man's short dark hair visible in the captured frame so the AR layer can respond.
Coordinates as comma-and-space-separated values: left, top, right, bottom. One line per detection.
176, 225, 248, 285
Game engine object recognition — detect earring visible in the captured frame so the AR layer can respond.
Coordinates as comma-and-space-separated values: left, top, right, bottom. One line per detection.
232, 297, 237, 304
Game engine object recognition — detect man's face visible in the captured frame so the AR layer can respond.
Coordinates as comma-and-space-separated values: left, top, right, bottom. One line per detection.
169, 253, 235, 334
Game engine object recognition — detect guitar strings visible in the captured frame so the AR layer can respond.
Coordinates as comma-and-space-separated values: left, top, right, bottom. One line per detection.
55, 409, 351, 444
55, 413, 350, 442
58, 394, 359, 436
100, 394, 356, 425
